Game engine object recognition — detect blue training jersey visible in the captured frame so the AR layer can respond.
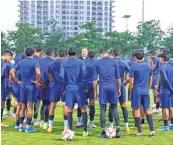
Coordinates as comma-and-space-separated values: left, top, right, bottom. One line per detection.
129, 61, 152, 95
151, 57, 160, 76
93, 56, 120, 85
15, 52, 25, 64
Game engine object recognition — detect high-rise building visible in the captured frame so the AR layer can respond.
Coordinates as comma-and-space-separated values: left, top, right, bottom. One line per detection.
18, 0, 116, 37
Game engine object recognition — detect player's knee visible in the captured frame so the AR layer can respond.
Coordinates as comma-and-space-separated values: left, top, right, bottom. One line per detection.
120, 102, 126, 108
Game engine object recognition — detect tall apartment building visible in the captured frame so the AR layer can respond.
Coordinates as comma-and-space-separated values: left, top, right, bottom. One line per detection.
18, 0, 116, 37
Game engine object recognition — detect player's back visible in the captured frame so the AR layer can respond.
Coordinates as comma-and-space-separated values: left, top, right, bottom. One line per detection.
128, 60, 136, 67
160, 63, 173, 94
17, 58, 39, 84
39, 56, 54, 82
15, 51, 25, 64
63, 58, 86, 85
152, 57, 160, 76
49, 59, 64, 84
85, 58, 97, 83
131, 61, 152, 94
95, 57, 119, 85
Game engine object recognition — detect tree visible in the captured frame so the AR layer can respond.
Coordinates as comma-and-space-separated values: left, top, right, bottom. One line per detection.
136, 20, 164, 51
7, 22, 44, 53
1, 32, 10, 52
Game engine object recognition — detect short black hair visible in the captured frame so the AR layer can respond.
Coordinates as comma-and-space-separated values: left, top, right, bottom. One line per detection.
25, 47, 35, 57
161, 48, 168, 54
68, 47, 77, 56
149, 51, 157, 56
131, 50, 136, 57
135, 49, 144, 60
2, 49, 13, 57
99, 49, 108, 54
46, 48, 54, 56
88, 50, 95, 58
112, 49, 120, 57
59, 48, 66, 58
36, 46, 42, 52
158, 53, 169, 62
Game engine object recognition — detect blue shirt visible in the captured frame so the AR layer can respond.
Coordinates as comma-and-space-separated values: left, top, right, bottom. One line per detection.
85, 58, 97, 83
128, 60, 136, 67
13, 69, 21, 87
33, 55, 40, 62
15, 52, 25, 64
1, 59, 8, 81
114, 58, 130, 82
93, 57, 120, 85
151, 57, 160, 76
14, 58, 40, 84
48, 59, 65, 84
63, 58, 86, 85
159, 63, 173, 94
129, 61, 152, 95
39, 56, 54, 82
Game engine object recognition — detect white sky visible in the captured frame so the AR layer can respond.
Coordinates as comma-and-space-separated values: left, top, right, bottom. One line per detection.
1, 0, 173, 32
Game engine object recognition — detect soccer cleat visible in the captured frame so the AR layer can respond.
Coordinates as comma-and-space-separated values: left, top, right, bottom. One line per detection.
42, 123, 48, 130
150, 132, 156, 137
25, 127, 37, 133
136, 133, 143, 137
99, 131, 107, 138
88, 122, 97, 128
169, 125, 173, 130
18, 127, 25, 132
116, 130, 121, 138
157, 126, 169, 131
124, 127, 129, 132
47, 128, 53, 133
83, 131, 92, 137
74, 122, 82, 128
1, 122, 9, 127
33, 121, 40, 126
7, 111, 13, 116
15, 126, 19, 129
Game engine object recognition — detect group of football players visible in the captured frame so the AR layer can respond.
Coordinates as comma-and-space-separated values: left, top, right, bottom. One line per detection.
1, 45, 173, 139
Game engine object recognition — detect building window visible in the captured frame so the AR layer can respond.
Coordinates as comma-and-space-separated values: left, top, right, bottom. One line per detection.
87, 1, 90, 4
87, 17, 90, 20
71, 22, 73, 25
74, 27, 78, 30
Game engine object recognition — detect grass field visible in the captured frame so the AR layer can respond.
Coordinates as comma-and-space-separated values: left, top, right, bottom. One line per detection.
2, 99, 173, 145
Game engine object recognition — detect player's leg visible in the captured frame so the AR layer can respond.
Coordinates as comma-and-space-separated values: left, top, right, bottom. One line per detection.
62, 102, 69, 130
99, 104, 107, 138
169, 106, 173, 129
19, 103, 26, 132
42, 100, 50, 129
32, 97, 40, 126
108, 105, 113, 128
74, 108, 82, 128
40, 100, 46, 128
120, 102, 129, 131
6, 94, 12, 116
140, 106, 145, 128
15, 102, 21, 129
47, 102, 56, 132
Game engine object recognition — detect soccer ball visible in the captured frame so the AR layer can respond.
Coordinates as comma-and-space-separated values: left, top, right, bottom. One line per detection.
62, 129, 74, 141
105, 127, 116, 138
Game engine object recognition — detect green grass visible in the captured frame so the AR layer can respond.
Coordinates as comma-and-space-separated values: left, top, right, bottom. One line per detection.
2, 100, 173, 145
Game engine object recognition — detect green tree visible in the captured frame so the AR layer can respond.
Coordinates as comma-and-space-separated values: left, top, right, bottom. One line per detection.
136, 20, 164, 50
1, 32, 10, 52
7, 22, 44, 53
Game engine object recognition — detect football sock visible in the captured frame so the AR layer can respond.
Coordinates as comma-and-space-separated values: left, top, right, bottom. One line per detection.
108, 106, 113, 123
44, 105, 49, 123
164, 120, 168, 126
48, 115, 54, 129
19, 117, 25, 128
13, 108, 17, 114
64, 115, 68, 129
33, 100, 40, 119
111, 104, 120, 127
156, 103, 160, 109
109, 122, 113, 128
171, 118, 173, 125
146, 115, 154, 131
100, 104, 106, 128
122, 107, 128, 123
1, 109, 3, 122
6, 99, 11, 111
82, 112, 88, 131
141, 119, 145, 124
77, 108, 82, 119
89, 105, 95, 121
154, 96, 156, 104
26, 118, 32, 129
16, 119, 19, 126
67, 112, 73, 131
40, 104, 46, 121
135, 117, 142, 133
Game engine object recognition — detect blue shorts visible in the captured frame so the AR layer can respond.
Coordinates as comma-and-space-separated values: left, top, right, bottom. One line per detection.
39, 84, 50, 101
86, 82, 94, 99
160, 94, 172, 108
151, 76, 158, 90
119, 82, 126, 103
20, 83, 37, 103
50, 84, 63, 103
131, 87, 150, 110
171, 95, 173, 107
65, 84, 86, 108
99, 84, 118, 105
5, 80, 13, 96
13, 85, 20, 103
1, 81, 6, 101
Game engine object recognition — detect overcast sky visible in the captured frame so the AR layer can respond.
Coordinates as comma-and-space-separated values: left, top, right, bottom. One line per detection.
1, 0, 173, 32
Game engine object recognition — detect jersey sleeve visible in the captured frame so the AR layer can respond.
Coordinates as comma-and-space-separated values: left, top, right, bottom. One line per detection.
81, 61, 86, 82
93, 62, 98, 81
115, 61, 120, 79
124, 61, 130, 73
13, 62, 20, 71
129, 67, 135, 78
34, 61, 40, 69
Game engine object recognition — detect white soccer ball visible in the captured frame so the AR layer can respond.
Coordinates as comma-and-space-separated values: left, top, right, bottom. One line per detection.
62, 129, 74, 141
105, 127, 116, 138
